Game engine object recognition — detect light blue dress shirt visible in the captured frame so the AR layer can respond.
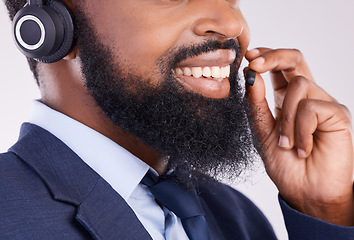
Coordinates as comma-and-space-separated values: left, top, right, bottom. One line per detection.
28, 100, 189, 240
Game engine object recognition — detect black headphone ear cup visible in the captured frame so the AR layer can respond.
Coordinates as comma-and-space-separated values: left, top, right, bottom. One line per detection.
37, 0, 74, 63
12, 0, 74, 63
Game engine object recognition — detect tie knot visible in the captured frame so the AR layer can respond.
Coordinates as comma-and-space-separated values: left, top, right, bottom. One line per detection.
141, 170, 210, 240
140, 170, 160, 187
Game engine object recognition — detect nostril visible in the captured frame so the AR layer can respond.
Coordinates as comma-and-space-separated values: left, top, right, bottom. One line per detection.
205, 30, 227, 38
192, 13, 243, 39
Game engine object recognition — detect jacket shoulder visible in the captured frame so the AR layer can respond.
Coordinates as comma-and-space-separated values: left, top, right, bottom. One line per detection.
198, 179, 277, 239
0, 151, 51, 204
0, 151, 91, 239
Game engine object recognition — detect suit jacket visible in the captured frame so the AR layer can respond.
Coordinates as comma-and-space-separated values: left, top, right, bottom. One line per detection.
1, 123, 354, 239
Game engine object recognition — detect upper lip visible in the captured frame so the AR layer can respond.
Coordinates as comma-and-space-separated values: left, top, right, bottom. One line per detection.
174, 49, 236, 68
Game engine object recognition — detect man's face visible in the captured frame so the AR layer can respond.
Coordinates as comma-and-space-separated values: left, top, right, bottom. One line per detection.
75, 0, 257, 184
79, 0, 250, 98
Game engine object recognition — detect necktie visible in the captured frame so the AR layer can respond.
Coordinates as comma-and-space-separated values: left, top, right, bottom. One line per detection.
141, 170, 210, 240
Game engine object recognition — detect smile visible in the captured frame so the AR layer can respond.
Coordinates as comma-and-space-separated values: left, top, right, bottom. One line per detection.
170, 49, 236, 99
172, 65, 231, 82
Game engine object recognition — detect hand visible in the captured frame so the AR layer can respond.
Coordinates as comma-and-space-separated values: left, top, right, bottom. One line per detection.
245, 48, 354, 226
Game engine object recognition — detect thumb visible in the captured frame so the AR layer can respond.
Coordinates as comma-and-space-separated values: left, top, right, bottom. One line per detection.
244, 68, 276, 144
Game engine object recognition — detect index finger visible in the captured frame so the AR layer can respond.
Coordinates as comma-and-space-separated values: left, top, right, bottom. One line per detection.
247, 48, 314, 90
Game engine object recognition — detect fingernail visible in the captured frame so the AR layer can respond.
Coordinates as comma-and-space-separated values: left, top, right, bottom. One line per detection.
278, 135, 290, 148
245, 69, 256, 86
252, 57, 265, 65
297, 149, 307, 159
247, 48, 260, 56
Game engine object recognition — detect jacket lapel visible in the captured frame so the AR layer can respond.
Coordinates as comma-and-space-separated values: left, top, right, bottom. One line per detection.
76, 178, 151, 240
9, 123, 151, 240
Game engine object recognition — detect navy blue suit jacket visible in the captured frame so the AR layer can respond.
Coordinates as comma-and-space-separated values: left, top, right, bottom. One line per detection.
1, 123, 354, 239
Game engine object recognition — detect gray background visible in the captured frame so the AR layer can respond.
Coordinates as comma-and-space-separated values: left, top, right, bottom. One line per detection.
1, 1, 354, 239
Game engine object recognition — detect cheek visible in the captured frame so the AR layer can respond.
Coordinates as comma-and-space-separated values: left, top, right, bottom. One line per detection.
89, 5, 185, 83
236, 10, 250, 59
117, 25, 181, 75
239, 26, 250, 57
84, 0, 206, 87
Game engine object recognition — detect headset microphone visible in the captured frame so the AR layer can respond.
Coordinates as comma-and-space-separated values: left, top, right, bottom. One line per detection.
12, 0, 74, 63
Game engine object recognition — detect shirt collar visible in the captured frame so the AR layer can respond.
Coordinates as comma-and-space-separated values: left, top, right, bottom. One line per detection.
28, 100, 150, 201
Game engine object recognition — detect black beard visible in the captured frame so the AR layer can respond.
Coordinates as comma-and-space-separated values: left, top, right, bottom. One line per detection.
75, 11, 260, 186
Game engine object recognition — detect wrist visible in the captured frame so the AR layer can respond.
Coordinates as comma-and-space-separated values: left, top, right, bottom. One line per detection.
287, 194, 354, 226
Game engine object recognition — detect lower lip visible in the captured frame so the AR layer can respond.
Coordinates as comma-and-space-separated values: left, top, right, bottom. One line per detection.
173, 74, 230, 99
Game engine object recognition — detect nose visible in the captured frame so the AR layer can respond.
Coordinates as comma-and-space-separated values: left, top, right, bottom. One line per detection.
192, 0, 244, 39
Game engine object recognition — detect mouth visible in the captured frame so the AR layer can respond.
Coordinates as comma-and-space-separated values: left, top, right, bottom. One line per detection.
171, 49, 236, 99
173, 65, 230, 82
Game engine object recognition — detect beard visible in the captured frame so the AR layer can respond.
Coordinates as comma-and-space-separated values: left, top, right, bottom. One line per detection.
75, 11, 260, 186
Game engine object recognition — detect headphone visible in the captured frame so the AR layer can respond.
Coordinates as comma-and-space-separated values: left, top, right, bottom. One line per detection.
12, 0, 74, 63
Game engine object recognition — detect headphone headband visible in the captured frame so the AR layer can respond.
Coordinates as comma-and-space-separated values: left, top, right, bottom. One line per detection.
28, 0, 43, 5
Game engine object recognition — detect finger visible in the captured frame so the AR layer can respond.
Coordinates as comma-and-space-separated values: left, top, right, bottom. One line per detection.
245, 47, 272, 61
279, 76, 336, 149
247, 48, 312, 78
247, 48, 314, 90
244, 68, 275, 144
294, 99, 352, 159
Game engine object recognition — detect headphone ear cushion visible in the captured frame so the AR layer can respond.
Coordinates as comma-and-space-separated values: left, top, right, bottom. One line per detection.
12, 0, 74, 63
36, 0, 74, 63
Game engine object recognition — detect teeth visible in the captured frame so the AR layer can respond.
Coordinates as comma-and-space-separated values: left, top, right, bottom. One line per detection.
221, 65, 230, 78
191, 67, 203, 78
183, 67, 192, 76
174, 65, 230, 81
176, 68, 183, 75
211, 66, 221, 78
202, 67, 211, 78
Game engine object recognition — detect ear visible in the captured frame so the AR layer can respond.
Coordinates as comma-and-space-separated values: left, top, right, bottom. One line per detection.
61, 0, 75, 12
62, 0, 76, 61
63, 46, 77, 60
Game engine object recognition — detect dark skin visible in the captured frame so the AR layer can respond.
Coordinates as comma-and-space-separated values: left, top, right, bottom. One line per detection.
36, 0, 354, 226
